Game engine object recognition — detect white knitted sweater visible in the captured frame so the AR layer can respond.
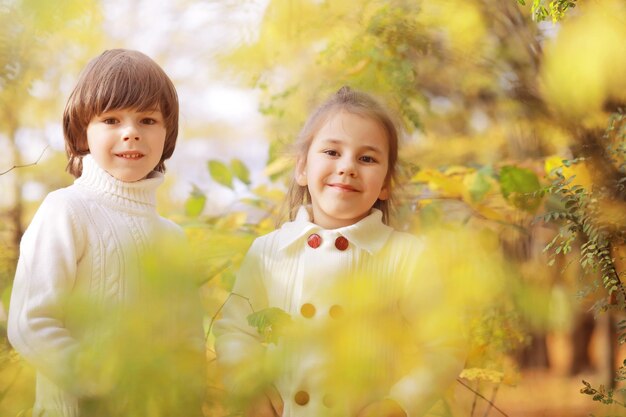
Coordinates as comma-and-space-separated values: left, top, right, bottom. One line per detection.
8, 155, 185, 417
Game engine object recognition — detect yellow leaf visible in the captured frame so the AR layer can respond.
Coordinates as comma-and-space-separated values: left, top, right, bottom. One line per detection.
215, 212, 248, 230
412, 169, 465, 198
544, 155, 564, 177
460, 367, 504, 384
562, 163, 593, 190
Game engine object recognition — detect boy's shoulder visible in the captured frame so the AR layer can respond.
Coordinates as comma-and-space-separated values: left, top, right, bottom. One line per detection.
36, 184, 84, 212
157, 215, 185, 236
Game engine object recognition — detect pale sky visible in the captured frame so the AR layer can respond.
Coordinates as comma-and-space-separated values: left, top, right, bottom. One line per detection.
100, 0, 272, 215
5, 0, 274, 217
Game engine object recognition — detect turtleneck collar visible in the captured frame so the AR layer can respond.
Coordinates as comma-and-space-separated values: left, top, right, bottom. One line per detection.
74, 154, 164, 213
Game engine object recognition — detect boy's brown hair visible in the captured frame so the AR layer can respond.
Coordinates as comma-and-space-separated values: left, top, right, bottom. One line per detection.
63, 49, 179, 177
285, 86, 400, 225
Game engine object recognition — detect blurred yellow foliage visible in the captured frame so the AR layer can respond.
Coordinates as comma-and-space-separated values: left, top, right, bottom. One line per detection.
418, 0, 487, 53
541, 0, 626, 120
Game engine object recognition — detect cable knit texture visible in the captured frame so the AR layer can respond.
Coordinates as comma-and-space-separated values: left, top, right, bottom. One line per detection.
8, 155, 184, 417
214, 207, 466, 417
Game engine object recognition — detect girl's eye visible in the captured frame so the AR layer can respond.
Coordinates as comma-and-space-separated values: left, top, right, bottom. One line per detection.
103, 118, 118, 125
323, 150, 339, 157
360, 155, 377, 163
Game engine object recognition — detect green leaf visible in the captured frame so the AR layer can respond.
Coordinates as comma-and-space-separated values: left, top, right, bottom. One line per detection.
500, 165, 541, 197
500, 165, 543, 212
469, 171, 492, 203
184, 185, 206, 218
208, 160, 233, 189
247, 307, 293, 344
231, 158, 251, 185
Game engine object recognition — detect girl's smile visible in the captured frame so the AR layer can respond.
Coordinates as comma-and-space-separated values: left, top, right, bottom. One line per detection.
327, 182, 359, 192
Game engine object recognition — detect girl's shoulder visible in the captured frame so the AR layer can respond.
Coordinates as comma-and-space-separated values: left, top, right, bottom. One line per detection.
246, 227, 284, 253
385, 229, 426, 252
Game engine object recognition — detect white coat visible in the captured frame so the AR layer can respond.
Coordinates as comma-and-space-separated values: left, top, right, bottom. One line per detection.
214, 206, 465, 417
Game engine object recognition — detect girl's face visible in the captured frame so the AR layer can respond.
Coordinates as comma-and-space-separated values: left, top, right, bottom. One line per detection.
86, 108, 166, 182
296, 110, 390, 229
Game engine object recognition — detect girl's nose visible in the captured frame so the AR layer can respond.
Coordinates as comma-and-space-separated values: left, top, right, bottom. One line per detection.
337, 158, 357, 177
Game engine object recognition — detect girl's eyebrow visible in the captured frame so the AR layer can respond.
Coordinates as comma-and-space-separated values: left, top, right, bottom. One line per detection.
361, 145, 384, 154
318, 138, 384, 154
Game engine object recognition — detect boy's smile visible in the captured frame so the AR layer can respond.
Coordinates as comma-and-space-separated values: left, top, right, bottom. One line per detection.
115, 151, 145, 159
296, 110, 390, 229
86, 108, 166, 182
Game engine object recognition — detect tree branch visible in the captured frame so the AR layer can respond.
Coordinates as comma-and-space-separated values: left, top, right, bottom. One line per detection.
0, 145, 49, 176
456, 378, 510, 417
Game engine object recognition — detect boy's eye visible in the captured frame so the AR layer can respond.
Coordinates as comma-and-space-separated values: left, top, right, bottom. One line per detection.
103, 118, 118, 125
360, 155, 377, 163
141, 118, 157, 125
323, 150, 339, 157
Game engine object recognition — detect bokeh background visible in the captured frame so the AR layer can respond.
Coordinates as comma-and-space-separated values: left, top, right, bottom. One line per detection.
1, 0, 626, 416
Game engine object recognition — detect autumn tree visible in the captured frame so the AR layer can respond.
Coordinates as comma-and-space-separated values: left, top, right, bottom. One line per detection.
0, 0, 103, 292
213, 0, 626, 412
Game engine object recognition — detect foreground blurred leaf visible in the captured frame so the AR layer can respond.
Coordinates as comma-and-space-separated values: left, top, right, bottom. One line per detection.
247, 307, 292, 344
541, 0, 626, 119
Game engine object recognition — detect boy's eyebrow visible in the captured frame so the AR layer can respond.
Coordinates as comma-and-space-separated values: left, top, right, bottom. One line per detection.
99, 108, 162, 115
318, 138, 384, 154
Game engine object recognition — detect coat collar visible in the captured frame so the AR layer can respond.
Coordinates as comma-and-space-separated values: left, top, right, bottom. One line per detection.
277, 206, 394, 254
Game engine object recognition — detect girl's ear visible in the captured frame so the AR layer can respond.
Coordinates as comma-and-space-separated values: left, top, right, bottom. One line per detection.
378, 183, 389, 201
295, 157, 308, 186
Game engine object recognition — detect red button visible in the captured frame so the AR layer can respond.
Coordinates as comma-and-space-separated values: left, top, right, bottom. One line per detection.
307, 233, 322, 249
334, 236, 349, 251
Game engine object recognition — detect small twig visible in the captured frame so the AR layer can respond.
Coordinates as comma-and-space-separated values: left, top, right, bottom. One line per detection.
482, 384, 500, 417
583, 386, 626, 408
456, 378, 510, 417
0, 145, 49, 176
206, 292, 256, 341
470, 380, 479, 417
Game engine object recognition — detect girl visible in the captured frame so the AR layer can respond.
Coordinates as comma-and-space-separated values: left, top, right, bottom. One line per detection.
214, 87, 465, 417
8, 49, 204, 417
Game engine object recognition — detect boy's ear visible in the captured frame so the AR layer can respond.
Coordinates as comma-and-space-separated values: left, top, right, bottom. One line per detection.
295, 157, 307, 186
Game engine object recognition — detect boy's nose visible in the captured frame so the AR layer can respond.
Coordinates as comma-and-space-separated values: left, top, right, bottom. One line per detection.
122, 124, 140, 141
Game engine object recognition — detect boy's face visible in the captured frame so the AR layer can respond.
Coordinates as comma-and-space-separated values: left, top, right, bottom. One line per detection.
86, 108, 166, 182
